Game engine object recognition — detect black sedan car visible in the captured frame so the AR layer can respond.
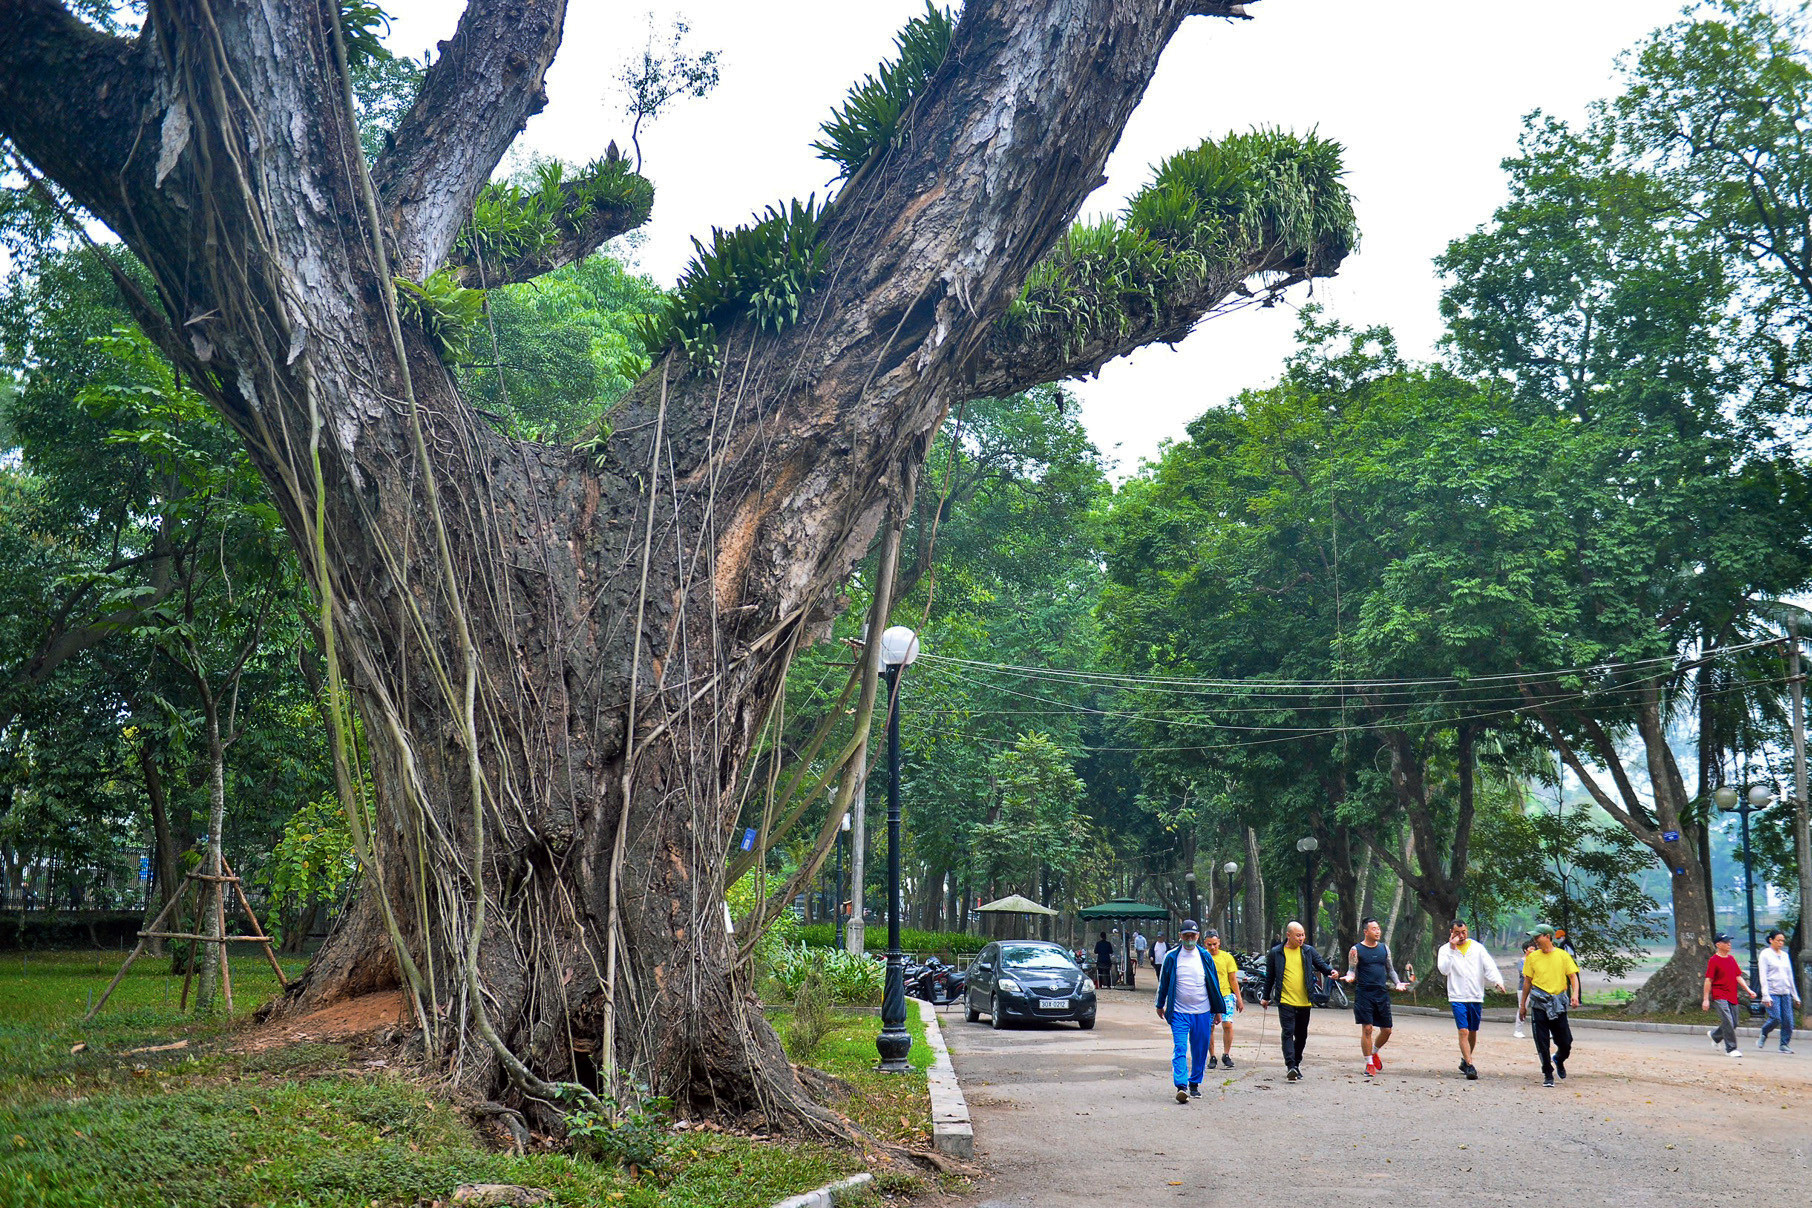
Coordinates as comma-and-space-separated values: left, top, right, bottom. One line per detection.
964, 940, 1097, 1030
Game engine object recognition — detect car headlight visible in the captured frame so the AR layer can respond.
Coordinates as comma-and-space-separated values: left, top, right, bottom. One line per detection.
1080, 977, 1096, 992
996, 976, 1023, 994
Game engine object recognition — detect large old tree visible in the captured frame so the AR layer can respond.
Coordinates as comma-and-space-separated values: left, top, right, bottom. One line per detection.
0, 0, 1351, 1123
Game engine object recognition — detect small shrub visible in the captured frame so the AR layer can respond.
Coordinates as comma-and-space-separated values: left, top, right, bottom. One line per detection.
565, 1088, 672, 1177
786, 958, 834, 1062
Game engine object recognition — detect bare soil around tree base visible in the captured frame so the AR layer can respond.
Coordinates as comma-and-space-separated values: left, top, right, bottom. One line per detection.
926, 996, 1811, 1207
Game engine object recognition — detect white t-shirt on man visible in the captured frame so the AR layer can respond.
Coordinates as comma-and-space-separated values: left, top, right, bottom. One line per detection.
1173, 945, 1213, 1013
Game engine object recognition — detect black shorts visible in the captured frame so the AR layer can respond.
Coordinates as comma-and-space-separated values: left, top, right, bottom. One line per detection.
1354, 987, 1393, 1027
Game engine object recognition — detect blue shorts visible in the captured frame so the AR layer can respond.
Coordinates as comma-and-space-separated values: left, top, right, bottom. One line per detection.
1451, 1002, 1482, 1031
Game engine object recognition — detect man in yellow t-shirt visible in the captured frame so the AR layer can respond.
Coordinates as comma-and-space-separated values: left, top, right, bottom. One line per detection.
1517, 926, 1580, 1087
1262, 921, 1335, 1080
1204, 930, 1244, 1069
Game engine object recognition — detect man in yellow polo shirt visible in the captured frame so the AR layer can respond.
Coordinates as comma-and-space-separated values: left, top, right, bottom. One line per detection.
1261, 921, 1335, 1081
1204, 929, 1244, 1069
1517, 925, 1581, 1087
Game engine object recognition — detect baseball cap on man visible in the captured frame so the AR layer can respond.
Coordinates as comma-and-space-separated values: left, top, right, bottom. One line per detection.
1715, 932, 1734, 944
1179, 919, 1200, 935
1529, 924, 1553, 938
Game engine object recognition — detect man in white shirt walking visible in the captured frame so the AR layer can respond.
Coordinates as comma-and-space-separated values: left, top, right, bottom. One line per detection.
1154, 920, 1226, 1103
1437, 919, 1507, 1080
1758, 928, 1801, 1054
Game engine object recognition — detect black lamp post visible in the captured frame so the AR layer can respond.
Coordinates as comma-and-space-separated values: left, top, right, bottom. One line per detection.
1223, 861, 1239, 941
1715, 783, 1773, 1014
875, 625, 919, 1073
1297, 836, 1319, 946
1184, 869, 1199, 929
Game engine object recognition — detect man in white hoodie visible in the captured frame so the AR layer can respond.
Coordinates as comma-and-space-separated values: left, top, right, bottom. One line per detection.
1437, 919, 1506, 1080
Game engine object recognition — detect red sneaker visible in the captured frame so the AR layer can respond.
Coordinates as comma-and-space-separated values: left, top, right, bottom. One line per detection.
1365, 1053, 1381, 1074
1372, 1053, 1384, 1072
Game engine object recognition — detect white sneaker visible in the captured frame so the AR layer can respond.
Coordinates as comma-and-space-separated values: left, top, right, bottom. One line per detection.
1708, 1028, 1720, 1045
1728, 1048, 1743, 1058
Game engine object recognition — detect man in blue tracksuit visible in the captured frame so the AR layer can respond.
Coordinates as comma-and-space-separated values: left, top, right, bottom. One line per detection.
1154, 919, 1226, 1103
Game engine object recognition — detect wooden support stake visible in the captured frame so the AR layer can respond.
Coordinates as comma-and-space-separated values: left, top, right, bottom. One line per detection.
221, 855, 288, 989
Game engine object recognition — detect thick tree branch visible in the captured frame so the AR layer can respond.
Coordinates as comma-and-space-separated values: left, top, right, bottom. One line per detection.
373, 0, 571, 279
0, 0, 153, 231
969, 248, 1323, 397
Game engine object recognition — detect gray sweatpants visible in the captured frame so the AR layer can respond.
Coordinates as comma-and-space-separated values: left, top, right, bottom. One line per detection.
1712, 999, 1740, 1052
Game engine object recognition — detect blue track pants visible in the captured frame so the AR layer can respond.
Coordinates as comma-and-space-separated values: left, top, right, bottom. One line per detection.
1171, 1010, 1216, 1087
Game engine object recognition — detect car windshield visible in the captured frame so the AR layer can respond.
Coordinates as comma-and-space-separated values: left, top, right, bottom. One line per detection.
1000, 945, 1076, 970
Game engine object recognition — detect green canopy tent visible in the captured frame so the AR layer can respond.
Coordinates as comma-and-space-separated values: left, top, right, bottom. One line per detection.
1076, 900, 1172, 989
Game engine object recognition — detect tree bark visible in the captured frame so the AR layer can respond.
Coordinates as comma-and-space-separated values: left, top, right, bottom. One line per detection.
136, 739, 183, 959
0, 0, 1327, 1122
1243, 825, 1266, 951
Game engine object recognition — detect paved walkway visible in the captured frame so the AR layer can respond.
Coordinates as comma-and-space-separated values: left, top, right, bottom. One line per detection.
932, 991, 1812, 1207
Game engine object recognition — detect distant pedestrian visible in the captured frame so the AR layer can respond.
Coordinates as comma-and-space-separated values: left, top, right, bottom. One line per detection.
1437, 919, 1507, 1080
1757, 929, 1800, 1054
1518, 925, 1580, 1087
1154, 919, 1226, 1102
1128, 930, 1146, 989
1342, 917, 1407, 1077
1262, 921, 1336, 1081
1095, 931, 1115, 988
1151, 935, 1169, 970
1553, 927, 1577, 957
1702, 932, 1758, 1057
1203, 929, 1243, 1069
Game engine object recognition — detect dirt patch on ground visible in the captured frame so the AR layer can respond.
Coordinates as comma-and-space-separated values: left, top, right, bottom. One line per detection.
238, 990, 410, 1052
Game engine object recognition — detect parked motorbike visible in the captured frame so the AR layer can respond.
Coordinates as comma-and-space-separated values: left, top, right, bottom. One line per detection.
905, 956, 967, 1004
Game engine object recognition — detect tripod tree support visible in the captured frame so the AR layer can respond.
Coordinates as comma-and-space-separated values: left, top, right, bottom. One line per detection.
84, 854, 287, 1022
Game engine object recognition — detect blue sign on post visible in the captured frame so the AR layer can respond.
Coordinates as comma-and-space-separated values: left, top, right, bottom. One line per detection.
1662, 830, 1680, 843
138, 854, 150, 882
740, 827, 757, 852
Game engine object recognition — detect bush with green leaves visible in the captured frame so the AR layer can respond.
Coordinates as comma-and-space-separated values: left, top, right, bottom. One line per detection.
255, 795, 358, 944
785, 957, 834, 1062
767, 942, 885, 1005
797, 924, 986, 957
563, 1085, 673, 1177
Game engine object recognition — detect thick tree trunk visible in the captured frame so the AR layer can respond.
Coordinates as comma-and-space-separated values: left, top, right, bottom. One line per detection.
1243, 826, 1266, 951
0, 0, 1298, 1123
137, 741, 183, 958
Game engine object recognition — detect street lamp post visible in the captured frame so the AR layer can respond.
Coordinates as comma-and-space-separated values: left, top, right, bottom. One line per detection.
1715, 783, 1772, 1013
875, 626, 919, 1073
1222, 861, 1239, 941
1184, 870, 1199, 929
1296, 836, 1320, 947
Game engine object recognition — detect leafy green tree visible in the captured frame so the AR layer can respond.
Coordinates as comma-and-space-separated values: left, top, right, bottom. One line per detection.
1438, 102, 1812, 1009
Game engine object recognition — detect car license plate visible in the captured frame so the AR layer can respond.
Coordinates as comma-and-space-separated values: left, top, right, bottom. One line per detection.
1038, 998, 1066, 1010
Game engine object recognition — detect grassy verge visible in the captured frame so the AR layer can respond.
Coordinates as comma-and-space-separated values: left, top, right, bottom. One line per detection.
0, 950, 906, 1208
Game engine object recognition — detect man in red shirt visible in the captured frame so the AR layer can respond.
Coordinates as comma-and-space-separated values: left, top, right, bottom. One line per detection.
1702, 932, 1758, 1056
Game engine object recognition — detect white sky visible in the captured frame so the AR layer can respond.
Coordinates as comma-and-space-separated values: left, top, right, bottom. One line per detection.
383, 0, 1691, 475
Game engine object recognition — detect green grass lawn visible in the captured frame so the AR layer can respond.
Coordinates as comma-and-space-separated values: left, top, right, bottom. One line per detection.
0, 950, 924, 1208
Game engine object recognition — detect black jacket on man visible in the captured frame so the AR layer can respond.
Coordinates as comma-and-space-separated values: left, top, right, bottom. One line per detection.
1262, 941, 1335, 1005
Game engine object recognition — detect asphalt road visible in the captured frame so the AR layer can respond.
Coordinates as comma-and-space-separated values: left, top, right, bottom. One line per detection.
932, 990, 1812, 1207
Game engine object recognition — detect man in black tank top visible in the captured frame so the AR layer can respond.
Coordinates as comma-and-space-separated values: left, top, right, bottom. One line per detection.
1343, 917, 1408, 1077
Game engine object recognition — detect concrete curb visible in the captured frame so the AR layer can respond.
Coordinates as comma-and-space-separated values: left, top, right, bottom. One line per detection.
1391, 1003, 1779, 1038
766, 1172, 873, 1208
918, 997, 974, 1159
